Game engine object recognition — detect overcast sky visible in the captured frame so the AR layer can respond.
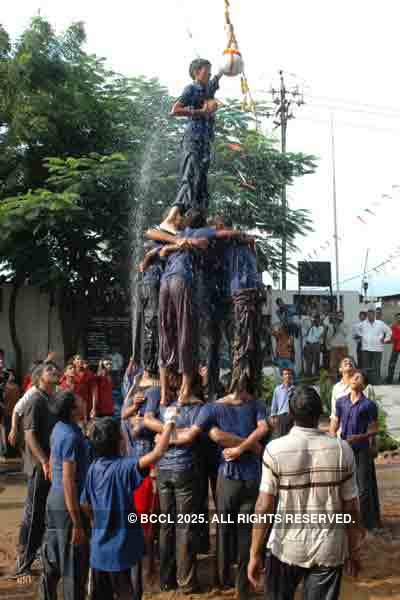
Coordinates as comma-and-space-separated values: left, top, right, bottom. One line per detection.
3, 0, 400, 295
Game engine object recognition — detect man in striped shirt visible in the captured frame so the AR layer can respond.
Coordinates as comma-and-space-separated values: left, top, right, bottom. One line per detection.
248, 386, 364, 600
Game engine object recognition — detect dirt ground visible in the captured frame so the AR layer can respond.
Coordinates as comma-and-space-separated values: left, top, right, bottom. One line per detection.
0, 464, 400, 599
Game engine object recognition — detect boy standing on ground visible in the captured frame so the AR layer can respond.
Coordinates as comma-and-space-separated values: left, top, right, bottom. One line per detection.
80, 414, 176, 600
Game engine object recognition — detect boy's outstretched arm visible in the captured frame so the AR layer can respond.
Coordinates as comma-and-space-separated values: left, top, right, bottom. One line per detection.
138, 419, 175, 472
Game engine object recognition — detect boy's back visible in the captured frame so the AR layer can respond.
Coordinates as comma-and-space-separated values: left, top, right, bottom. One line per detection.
81, 457, 145, 572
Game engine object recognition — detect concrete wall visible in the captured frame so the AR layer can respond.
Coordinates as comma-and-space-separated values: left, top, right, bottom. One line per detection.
0, 285, 64, 375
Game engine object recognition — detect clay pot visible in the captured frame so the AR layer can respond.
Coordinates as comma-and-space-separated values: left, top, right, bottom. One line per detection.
221, 48, 244, 77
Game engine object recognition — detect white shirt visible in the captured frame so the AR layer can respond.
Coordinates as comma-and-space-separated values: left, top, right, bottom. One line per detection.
306, 325, 325, 345
261, 426, 358, 568
357, 319, 391, 352
325, 322, 349, 350
14, 386, 38, 417
330, 380, 350, 419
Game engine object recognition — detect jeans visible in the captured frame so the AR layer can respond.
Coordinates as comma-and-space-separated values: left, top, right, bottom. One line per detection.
265, 553, 343, 600
216, 474, 259, 600
156, 468, 199, 591
361, 351, 382, 385
40, 491, 89, 600
387, 349, 400, 383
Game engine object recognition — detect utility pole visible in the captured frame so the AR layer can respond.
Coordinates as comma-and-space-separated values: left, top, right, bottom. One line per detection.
330, 113, 340, 304
271, 70, 304, 289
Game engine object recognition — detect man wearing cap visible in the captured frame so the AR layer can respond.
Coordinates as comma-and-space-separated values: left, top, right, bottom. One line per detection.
356, 306, 391, 385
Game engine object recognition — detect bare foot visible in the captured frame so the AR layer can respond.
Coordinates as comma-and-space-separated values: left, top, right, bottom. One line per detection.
17, 573, 33, 585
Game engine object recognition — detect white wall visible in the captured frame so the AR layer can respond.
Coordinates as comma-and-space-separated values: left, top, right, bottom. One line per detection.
0, 285, 64, 374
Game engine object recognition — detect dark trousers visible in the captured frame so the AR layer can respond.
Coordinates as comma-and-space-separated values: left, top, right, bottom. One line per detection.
216, 474, 259, 600
356, 341, 363, 368
354, 446, 381, 530
17, 465, 51, 574
40, 491, 89, 600
157, 468, 198, 591
304, 343, 321, 377
159, 275, 197, 375
175, 134, 210, 212
134, 281, 160, 374
361, 351, 382, 385
387, 349, 400, 383
91, 563, 142, 600
265, 553, 343, 600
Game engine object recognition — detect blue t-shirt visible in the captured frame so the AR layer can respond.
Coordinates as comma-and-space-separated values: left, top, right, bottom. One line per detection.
80, 457, 145, 571
162, 227, 217, 284
145, 390, 203, 471
195, 399, 267, 481
178, 77, 220, 145
336, 393, 378, 451
223, 241, 261, 296
121, 387, 158, 459
50, 421, 91, 496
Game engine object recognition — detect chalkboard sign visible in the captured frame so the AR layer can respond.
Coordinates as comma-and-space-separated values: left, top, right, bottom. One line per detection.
85, 315, 131, 368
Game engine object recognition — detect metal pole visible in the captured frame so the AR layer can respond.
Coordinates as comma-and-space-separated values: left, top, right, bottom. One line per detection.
280, 70, 288, 290
330, 113, 340, 305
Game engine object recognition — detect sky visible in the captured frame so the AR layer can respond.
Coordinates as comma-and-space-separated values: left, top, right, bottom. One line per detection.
3, 0, 400, 296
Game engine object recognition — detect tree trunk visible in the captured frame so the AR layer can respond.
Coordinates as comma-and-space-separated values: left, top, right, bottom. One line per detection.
8, 280, 23, 379
58, 287, 89, 362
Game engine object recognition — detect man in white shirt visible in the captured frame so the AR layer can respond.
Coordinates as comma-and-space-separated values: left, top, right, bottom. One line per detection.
248, 385, 363, 600
304, 315, 325, 377
330, 356, 355, 421
352, 311, 367, 368
357, 307, 391, 384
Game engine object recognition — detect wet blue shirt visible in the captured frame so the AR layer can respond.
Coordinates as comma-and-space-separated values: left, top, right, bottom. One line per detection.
178, 77, 220, 146
80, 457, 145, 571
223, 241, 261, 296
195, 399, 267, 481
162, 226, 217, 284
50, 422, 91, 497
121, 387, 158, 459
336, 393, 378, 451
145, 390, 203, 471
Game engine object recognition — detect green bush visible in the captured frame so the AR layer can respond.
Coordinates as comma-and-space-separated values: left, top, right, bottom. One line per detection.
376, 401, 399, 452
261, 374, 277, 408
319, 369, 333, 416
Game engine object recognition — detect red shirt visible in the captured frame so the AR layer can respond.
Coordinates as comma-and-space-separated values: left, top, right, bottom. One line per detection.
74, 369, 96, 413
59, 378, 85, 420
23, 374, 32, 392
96, 374, 114, 416
392, 324, 400, 352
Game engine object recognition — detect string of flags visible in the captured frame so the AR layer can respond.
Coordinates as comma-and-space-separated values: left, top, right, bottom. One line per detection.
300, 183, 400, 274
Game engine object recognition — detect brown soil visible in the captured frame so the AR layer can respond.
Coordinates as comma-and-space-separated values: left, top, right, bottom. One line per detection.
0, 465, 399, 599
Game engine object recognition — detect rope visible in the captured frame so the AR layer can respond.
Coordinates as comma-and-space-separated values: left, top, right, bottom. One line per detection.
223, 0, 257, 121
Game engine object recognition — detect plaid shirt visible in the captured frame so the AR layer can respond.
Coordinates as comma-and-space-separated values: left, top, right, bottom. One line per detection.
260, 426, 358, 568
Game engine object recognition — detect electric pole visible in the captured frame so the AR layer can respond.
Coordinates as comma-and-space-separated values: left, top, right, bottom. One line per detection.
270, 70, 304, 289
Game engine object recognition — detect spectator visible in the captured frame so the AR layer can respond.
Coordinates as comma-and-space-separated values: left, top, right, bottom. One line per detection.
3, 369, 21, 457
356, 307, 391, 384
275, 298, 297, 335
59, 363, 85, 426
330, 370, 381, 531
325, 311, 349, 382
352, 311, 367, 368
92, 359, 114, 418
386, 312, 400, 384
271, 324, 295, 375
304, 315, 324, 377
269, 368, 294, 438
80, 416, 175, 600
15, 363, 60, 583
40, 390, 92, 599
71, 355, 97, 422
248, 386, 364, 600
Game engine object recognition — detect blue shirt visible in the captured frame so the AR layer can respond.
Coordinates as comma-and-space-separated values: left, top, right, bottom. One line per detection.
195, 399, 267, 481
223, 241, 261, 296
50, 422, 91, 496
145, 390, 203, 471
270, 384, 294, 417
80, 457, 145, 571
178, 77, 220, 146
336, 393, 378, 451
162, 227, 217, 284
121, 387, 158, 459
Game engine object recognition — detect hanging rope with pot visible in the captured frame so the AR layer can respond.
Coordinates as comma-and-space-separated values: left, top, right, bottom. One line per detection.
221, 0, 257, 118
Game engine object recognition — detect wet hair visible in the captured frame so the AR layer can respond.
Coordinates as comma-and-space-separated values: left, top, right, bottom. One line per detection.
184, 208, 206, 229
339, 355, 355, 368
353, 369, 369, 387
89, 417, 121, 458
189, 58, 211, 80
54, 390, 76, 423
289, 386, 322, 427
31, 363, 48, 386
